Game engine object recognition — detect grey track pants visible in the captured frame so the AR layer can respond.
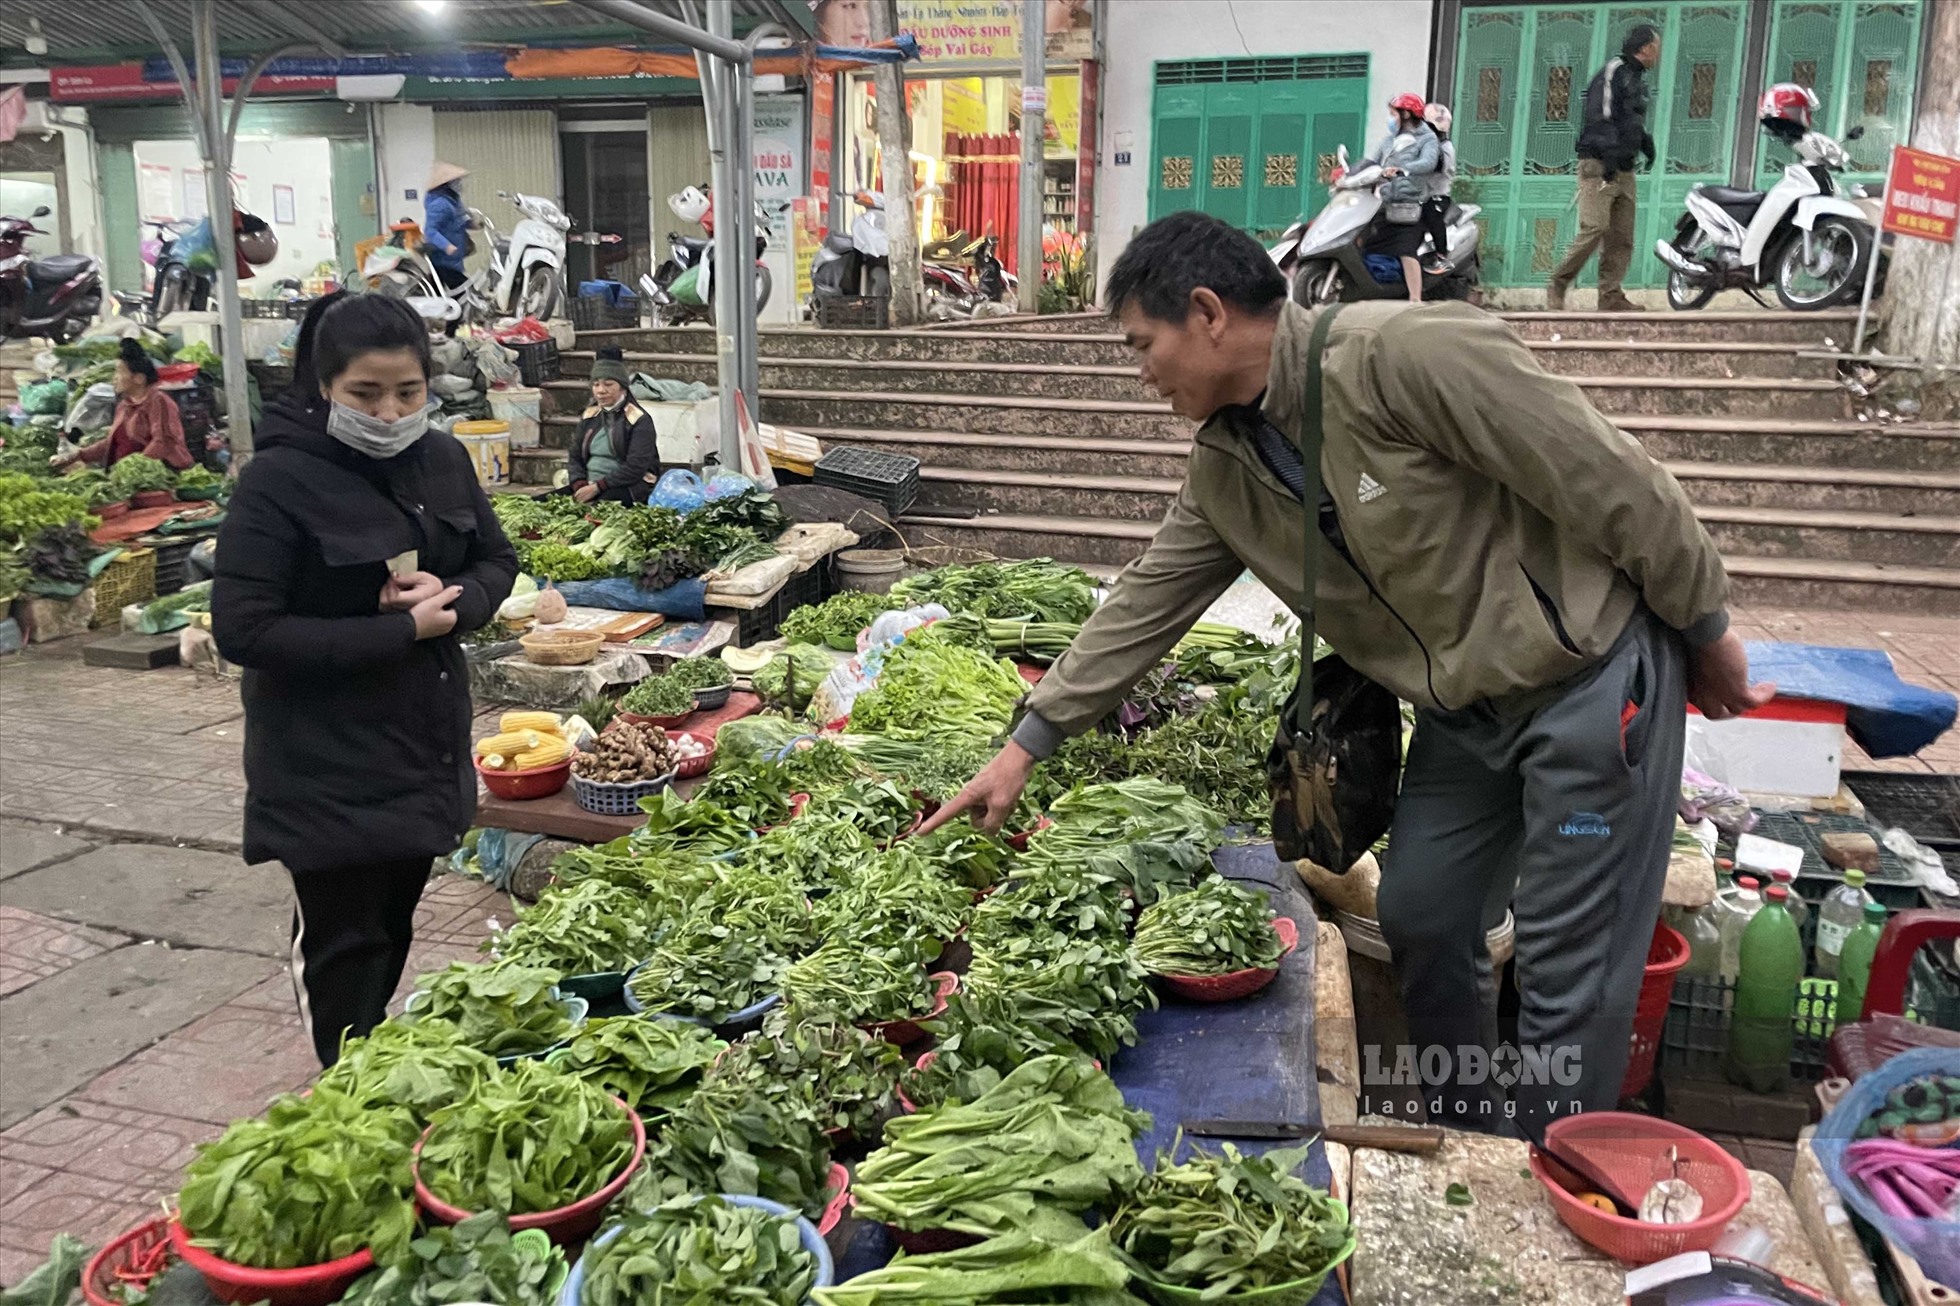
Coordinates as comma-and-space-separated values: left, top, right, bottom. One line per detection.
1375, 608, 1687, 1141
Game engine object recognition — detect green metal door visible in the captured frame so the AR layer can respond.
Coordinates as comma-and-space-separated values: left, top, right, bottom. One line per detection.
1453, 1, 1746, 291
1149, 55, 1370, 240
1755, 0, 1925, 191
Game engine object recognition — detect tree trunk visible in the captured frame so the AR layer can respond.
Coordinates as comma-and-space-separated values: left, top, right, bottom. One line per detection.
1878, 0, 1957, 392
869, 0, 922, 326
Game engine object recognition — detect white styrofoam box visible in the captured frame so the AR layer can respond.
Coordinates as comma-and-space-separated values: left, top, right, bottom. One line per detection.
1683, 696, 1847, 799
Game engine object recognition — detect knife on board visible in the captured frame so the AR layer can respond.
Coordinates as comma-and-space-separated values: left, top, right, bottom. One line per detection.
1182, 1120, 1446, 1154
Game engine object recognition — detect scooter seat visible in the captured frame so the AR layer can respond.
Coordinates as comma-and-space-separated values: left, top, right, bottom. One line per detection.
1697, 185, 1766, 210
29, 254, 91, 285
822, 232, 857, 255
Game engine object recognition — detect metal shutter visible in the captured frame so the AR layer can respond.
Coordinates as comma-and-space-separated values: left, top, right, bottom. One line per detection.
432, 108, 560, 275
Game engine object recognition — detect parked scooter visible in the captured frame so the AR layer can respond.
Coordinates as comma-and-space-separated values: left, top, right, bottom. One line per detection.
145, 211, 277, 324
1, 206, 102, 343
641, 185, 773, 326
919, 230, 1015, 316
483, 191, 574, 321
1654, 84, 1883, 311
1271, 145, 1481, 304
810, 189, 893, 312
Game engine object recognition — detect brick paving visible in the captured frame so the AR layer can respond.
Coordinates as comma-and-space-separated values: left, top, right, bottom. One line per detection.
0, 608, 1952, 1284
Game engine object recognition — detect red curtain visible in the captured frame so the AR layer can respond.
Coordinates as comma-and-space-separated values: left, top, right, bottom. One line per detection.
943, 132, 1022, 274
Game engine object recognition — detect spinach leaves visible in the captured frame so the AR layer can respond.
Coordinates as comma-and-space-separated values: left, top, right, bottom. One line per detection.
417, 1062, 635, 1216
579, 1197, 815, 1306
407, 963, 576, 1058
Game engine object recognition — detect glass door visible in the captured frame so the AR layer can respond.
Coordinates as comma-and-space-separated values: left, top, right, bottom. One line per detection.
561, 127, 652, 288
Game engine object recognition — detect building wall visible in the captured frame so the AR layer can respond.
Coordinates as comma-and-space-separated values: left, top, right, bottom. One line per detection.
376, 102, 436, 227
1093, 0, 1436, 295
432, 107, 562, 278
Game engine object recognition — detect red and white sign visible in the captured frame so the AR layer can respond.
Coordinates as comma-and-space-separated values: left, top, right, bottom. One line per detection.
51, 63, 334, 104
1881, 145, 1960, 245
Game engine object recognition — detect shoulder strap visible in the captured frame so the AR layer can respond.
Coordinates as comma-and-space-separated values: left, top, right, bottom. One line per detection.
1294, 302, 1345, 736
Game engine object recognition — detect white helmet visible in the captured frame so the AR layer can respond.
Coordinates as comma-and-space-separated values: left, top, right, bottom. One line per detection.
667, 186, 711, 225
1424, 102, 1453, 133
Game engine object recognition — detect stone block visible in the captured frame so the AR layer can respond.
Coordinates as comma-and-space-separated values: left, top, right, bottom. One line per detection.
1820, 831, 1880, 874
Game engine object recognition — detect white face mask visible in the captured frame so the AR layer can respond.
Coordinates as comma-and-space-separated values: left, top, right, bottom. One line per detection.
326, 401, 429, 459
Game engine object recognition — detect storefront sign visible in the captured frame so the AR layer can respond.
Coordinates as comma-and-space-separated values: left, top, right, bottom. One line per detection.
753, 93, 808, 247
51, 63, 335, 103
1882, 145, 1960, 244
818, 0, 1092, 64
810, 75, 836, 223
791, 197, 823, 305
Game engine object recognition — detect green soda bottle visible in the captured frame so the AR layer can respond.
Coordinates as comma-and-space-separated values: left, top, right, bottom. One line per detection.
1833, 900, 1889, 1027
1726, 885, 1803, 1093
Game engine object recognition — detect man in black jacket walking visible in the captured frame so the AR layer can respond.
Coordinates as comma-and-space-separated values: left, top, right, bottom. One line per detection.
1547, 23, 1659, 311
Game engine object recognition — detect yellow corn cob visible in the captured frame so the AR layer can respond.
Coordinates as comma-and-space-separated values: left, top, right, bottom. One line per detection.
511, 738, 572, 769
480, 754, 508, 770
475, 730, 543, 760
499, 711, 564, 736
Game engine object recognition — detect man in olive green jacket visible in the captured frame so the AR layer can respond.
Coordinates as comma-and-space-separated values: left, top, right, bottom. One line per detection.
923, 211, 1771, 1139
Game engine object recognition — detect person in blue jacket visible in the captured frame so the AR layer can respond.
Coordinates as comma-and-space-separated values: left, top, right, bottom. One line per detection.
422, 162, 472, 291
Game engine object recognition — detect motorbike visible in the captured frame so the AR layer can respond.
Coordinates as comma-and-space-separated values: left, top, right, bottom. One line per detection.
919, 230, 1015, 316
484, 191, 574, 321
1270, 145, 1481, 305
641, 185, 773, 327
1654, 124, 1880, 311
146, 211, 276, 324
810, 188, 894, 312
1, 207, 102, 344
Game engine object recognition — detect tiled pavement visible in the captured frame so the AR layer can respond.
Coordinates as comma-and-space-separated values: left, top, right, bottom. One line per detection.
0, 608, 1953, 1284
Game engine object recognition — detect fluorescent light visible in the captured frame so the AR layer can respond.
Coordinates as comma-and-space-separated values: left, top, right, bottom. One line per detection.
413, 0, 448, 11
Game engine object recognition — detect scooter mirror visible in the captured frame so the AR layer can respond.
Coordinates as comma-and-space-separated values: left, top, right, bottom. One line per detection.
31, 205, 50, 217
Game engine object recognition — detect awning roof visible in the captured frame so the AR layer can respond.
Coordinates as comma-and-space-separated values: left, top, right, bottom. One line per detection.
0, 0, 813, 68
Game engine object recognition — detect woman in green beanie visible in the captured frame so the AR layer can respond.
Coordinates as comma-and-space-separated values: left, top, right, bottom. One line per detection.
565, 346, 663, 504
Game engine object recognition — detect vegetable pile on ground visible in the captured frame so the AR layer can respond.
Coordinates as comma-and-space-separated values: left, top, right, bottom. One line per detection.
492, 491, 786, 590
336, 1212, 567, 1306
812, 1227, 1145, 1305
488, 877, 659, 975
1132, 879, 1283, 977
578, 1195, 817, 1306
848, 627, 1026, 741
417, 1061, 636, 1216
625, 860, 812, 1020
316, 1019, 498, 1118
107, 452, 176, 499
408, 963, 577, 1058
710, 1018, 906, 1140
573, 720, 679, 783
889, 558, 1098, 622
780, 589, 900, 648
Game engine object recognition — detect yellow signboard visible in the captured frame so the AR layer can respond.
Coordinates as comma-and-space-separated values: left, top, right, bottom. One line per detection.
818, 0, 1091, 64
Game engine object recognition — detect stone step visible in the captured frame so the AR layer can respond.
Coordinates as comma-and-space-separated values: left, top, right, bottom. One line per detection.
1498, 309, 1861, 346
1664, 463, 1960, 517
790, 426, 1196, 479
1693, 506, 1959, 570
510, 445, 562, 486
915, 467, 1180, 521
1622, 416, 1960, 473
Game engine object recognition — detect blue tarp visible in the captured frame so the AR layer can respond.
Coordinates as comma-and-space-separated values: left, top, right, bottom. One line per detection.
546, 575, 706, 621
1744, 640, 1956, 758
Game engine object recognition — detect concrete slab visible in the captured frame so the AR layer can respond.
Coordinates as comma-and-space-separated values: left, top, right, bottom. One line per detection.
0, 845, 288, 957
0, 825, 89, 883
0, 944, 274, 1129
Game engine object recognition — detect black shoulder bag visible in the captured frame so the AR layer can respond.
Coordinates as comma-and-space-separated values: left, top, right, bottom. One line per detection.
1266, 305, 1404, 873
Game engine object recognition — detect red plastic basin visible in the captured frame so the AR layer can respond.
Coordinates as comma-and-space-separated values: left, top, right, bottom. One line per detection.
474, 755, 571, 801
412, 1096, 645, 1245
1157, 916, 1300, 1002
167, 1222, 373, 1306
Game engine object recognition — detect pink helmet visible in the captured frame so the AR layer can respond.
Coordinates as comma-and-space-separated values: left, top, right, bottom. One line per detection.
1424, 103, 1453, 132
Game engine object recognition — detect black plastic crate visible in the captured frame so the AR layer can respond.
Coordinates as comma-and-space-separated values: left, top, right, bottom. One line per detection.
150, 537, 198, 596
1843, 770, 1960, 850
571, 296, 640, 330
508, 340, 561, 387
815, 295, 889, 330
1661, 973, 1837, 1083
731, 564, 826, 645
813, 447, 920, 518
1749, 809, 1920, 887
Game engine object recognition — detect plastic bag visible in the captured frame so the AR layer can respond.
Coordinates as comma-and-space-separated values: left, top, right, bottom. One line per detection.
864, 604, 950, 650
493, 316, 551, 345
496, 573, 540, 622
651, 468, 706, 514
1679, 767, 1758, 837
469, 336, 520, 388
704, 470, 755, 500
61, 383, 117, 434
19, 380, 68, 417
1814, 1047, 1960, 1289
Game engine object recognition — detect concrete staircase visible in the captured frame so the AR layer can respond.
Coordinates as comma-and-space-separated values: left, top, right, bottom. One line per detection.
524, 311, 1960, 614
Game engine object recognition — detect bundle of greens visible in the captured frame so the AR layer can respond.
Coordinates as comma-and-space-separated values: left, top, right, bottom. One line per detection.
771, 737, 867, 795
174, 464, 222, 492
418, 1061, 636, 1216
618, 674, 693, 718
709, 1018, 906, 1139
488, 878, 658, 976
1108, 1140, 1355, 1294
625, 863, 810, 1020
848, 630, 1026, 742
852, 1056, 1146, 1237
805, 778, 922, 842
665, 656, 733, 690
634, 1072, 834, 1215
890, 558, 1098, 623
628, 791, 756, 855
0, 474, 92, 546
106, 452, 175, 498
1035, 693, 1276, 828
1073, 838, 1214, 910
176, 1089, 417, 1268
578, 1196, 816, 1306
781, 937, 937, 1026
518, 540, 606, 582
335, 1213, 566, 1306
751, 644, 837, 714
780, 589, 900, 649
316, 1018, 498, 1118
1132, 880, 1283, 977
712, 714, 810, 763
23, 524, 99, 586
693, 759, 800, 829
897, 1017, 1101, 1114
811, 1227, 1146, 1306
907, 823, 1013, 892
737, 815, 879, 892
549, 1016, 726, 1116
843, 733, 996, 804
1025, 780, 1227, 876
814, 844, 970, 943
407, 963, 576, 1058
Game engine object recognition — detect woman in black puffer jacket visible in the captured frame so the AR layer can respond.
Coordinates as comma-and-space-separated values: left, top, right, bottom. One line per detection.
213, 293, 517, 1065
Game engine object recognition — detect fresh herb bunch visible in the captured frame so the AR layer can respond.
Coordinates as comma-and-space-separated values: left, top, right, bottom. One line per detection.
634, 1072, 834, 1215
419, 1061, 636, 1216
805, 778, 921, 841
177, 1089, 417, 1269
851, 735, 997, 803
773, 738, 867, 795
619, 674, 693, 718
665, 656, 734, 690
889, 558, 1098, 623
1108, 1140, 1354, 1293
810, 1227, 1144, 1305
107, 452, 175, 498
519, 540, 606, 582
779, 589, 899, 648
549, 1016, 725, 1116
781, 937, 937, 1026
847, 631, 1026, 742
1036, 693, 1277, 829
693, 760, 799, 828
1076, 838, 1214, 909
489, 878, 658, 976
815, 845, 970, 942
316, 1018, 498, 1118
1133, 879, 1282, 977
907, 823, 1013, 891
335, 1212, 567, 1306
897, 1017, 1100, 1114
579, 1196, 817, 1306
627, 924, 791, 1022
629, 791, 756, 855
720, 1017, 907, 1138
740, 816, 880, 892
0, 474, 93, 547
751, 644, 836, 714
1025, 779, 1227, 876
407, 963, 576, 1058
853, 1056, 1146, 1237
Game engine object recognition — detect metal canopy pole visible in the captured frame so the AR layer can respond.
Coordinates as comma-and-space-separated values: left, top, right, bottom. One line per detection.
579, 0, 748, 62
1016, 0, 1045, 315
192, 1, 253, 460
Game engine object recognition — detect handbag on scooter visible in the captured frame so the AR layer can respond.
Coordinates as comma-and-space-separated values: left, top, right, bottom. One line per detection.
1265, 304, 1403, 873
1383, 201, 1422, 224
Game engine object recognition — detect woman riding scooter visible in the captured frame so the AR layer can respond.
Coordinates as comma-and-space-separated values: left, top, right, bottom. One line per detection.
1360, 93, 1441, 302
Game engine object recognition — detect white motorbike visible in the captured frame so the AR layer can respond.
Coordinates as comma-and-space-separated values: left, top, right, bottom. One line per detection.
1270, 145, 1481, 305
483, 191, 569, 320
1655, 125, 1881, 311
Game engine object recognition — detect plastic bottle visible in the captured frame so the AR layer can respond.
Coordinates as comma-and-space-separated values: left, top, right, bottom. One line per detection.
1833, 900, 1889, 1027
1768, 868, 1809, 935
1718, 876, 1765, 983
1726, 885, 1804, 1093
1666, 904, 1724, 979
1814, 869, 1874, 979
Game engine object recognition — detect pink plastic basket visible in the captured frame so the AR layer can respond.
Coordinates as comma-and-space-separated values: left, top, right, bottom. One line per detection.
1528, 1112, 1750, 1264
1157, 916, 1300, 1002
413, 1096, 646, 1245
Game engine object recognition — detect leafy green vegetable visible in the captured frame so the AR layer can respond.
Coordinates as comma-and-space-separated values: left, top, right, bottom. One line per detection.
407, 963, 576, 1058
174, 464, 221, 490
780, 589, 901, 648
489, 877, 659, 976
1035, 692, 1278, 829
172, 341, 224, 377
518, 540, 606, 582
107, 453, 175, 498
752, 644, 837, 714
629, 791, 757, 855
781, 937, 937, 1026
549, 1016, 725, 1115
666, 656, 733, 689
0, 474, 93, 547
618, 674, 693, 717
1024, 779, 1227, 886
849, 630, 1026, 742
1132, 879, 1282, 976
805, 777, 921, 841
853, 1056, 1146, 1237
625, 859, 811, 1020
419, 1061, 636, 1216
1108, 1139, 1354, 1294
23, 523, 100, 585
890, 558, 1098, 623
176, 1089, 417, 1269
811, 1227, 1146, 1305
0, 1235, 87, 1306
633, 1072, 834, 1215
335, 1213, 566, 1306
579, 1196, 816, 1306
315, 1018, 498, 1118
693, 760, 799, 829
813, 844, 970, 943
710, 1017, 906, 1139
